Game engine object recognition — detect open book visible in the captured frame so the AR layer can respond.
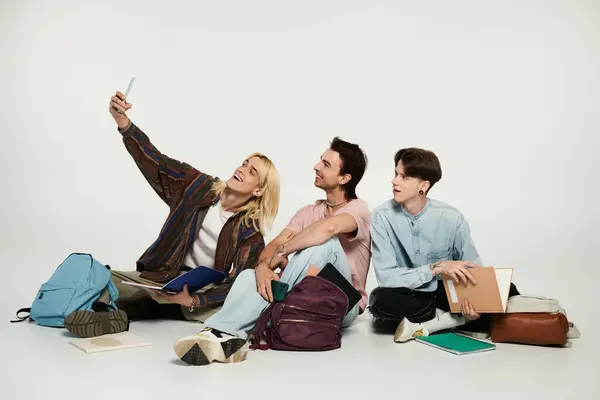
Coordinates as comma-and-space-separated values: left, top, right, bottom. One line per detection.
121, 266, 226, 294
442, 267, 513, 313
70, 332, 151, 354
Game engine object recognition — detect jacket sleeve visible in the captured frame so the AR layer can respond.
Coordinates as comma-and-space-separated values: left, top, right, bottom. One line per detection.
453, 215, 482, 264
371, 213, 434, 289
119, 122, 206, 208
195, 235, 265, 309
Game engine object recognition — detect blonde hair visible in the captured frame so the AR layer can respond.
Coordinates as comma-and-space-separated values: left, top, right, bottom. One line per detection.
212, 152, 280, 235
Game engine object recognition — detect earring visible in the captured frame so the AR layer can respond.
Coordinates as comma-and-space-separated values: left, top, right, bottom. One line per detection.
419, 190, 424, 195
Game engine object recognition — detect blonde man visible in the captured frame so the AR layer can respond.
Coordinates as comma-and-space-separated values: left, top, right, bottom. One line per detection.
64, 91, 280, 338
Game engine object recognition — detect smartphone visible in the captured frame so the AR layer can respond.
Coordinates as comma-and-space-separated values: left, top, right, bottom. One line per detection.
271, 280, 289, 302
124, 77, 135, 100
114, 78, 135, 114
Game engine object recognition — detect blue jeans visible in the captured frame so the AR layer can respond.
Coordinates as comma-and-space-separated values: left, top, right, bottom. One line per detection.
204, 237, 359, 340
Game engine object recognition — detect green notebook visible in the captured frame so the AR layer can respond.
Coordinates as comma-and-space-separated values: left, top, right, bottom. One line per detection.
415, 332, 496, 355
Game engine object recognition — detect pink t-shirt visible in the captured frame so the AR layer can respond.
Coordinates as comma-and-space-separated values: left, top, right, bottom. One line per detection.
285, 199, 372, 312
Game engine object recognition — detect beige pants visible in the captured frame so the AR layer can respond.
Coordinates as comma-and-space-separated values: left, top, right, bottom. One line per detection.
110, 270, 221, 323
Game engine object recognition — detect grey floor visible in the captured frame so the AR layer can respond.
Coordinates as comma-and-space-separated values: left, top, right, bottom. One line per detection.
2, 267, 597, 400
2, 1, 598, 398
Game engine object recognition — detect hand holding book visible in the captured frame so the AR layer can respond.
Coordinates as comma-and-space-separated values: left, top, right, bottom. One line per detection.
460, 299, 480, 321
154, 284, 198, 309
432, 260, 481, 286
442, 267, 514, 313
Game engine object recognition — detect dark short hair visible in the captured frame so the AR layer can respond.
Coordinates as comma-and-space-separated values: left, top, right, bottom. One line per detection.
330, 137, 368, 199
394, 148, 442, 192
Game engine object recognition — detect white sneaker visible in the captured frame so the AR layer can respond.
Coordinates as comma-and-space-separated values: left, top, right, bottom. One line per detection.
394, 318, 429, 343
174, 327, 249, 366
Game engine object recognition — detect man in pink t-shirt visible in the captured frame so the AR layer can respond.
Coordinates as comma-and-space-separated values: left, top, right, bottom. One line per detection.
173, 137, 371, 366
284, 199, 371, 312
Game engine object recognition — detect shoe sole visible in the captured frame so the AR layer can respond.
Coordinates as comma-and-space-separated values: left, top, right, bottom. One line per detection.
457, 330, 490, 340
394, 318, 412, 343
64, 310, 129, 338
174, 336, 249, 366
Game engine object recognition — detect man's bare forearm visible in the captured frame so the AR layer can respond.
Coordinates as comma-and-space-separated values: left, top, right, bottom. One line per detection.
279, 214, 357, 257
257, 229, 297, 270
279, 219, 335, 257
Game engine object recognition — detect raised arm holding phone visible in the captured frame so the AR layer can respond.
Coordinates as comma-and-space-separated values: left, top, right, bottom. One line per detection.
63, 83, 281, 338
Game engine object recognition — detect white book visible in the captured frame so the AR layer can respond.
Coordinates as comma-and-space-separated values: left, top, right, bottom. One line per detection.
69, 332, 151, 354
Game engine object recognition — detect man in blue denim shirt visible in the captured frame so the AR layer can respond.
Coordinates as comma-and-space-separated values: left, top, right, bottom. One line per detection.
368, 148, 519, 342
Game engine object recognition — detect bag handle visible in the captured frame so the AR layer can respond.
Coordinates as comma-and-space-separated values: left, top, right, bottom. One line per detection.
250, 303, 276, 350
10, 308, 31, 323
69, 252, 111, 270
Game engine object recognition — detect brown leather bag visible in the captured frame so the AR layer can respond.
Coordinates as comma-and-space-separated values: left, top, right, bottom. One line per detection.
490, 312, 569, 346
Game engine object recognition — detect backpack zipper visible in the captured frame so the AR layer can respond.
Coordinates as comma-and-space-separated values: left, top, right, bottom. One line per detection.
281, 303, 338, 317
276, 318, 338, 328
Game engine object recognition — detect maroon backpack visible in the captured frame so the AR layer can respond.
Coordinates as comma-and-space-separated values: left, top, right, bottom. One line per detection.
250, 275, 349, 352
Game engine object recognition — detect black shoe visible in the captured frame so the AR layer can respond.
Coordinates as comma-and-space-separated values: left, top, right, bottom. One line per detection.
64, 304, 129, 338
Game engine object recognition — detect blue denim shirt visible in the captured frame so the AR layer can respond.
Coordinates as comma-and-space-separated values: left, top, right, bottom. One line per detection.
370, 198, 481, 292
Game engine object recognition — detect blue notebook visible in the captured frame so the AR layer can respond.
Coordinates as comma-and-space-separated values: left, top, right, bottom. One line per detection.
122, 266, 227, 294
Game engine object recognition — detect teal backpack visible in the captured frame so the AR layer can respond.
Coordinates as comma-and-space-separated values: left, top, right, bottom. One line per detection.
12, 253, 119, 327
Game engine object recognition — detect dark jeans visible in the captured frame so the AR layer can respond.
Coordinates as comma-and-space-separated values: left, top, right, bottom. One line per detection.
368, 281, 520, 332
116, 297, 186, 321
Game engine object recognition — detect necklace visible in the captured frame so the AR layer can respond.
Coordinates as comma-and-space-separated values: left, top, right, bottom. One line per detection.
325, 199, 348, 208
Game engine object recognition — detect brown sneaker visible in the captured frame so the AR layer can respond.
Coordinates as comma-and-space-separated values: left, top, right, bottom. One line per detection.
64, 309, 129, 338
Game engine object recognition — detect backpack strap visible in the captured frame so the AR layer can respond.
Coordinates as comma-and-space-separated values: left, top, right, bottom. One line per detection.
10, 308, 32, 323
250, 303, 276, 351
